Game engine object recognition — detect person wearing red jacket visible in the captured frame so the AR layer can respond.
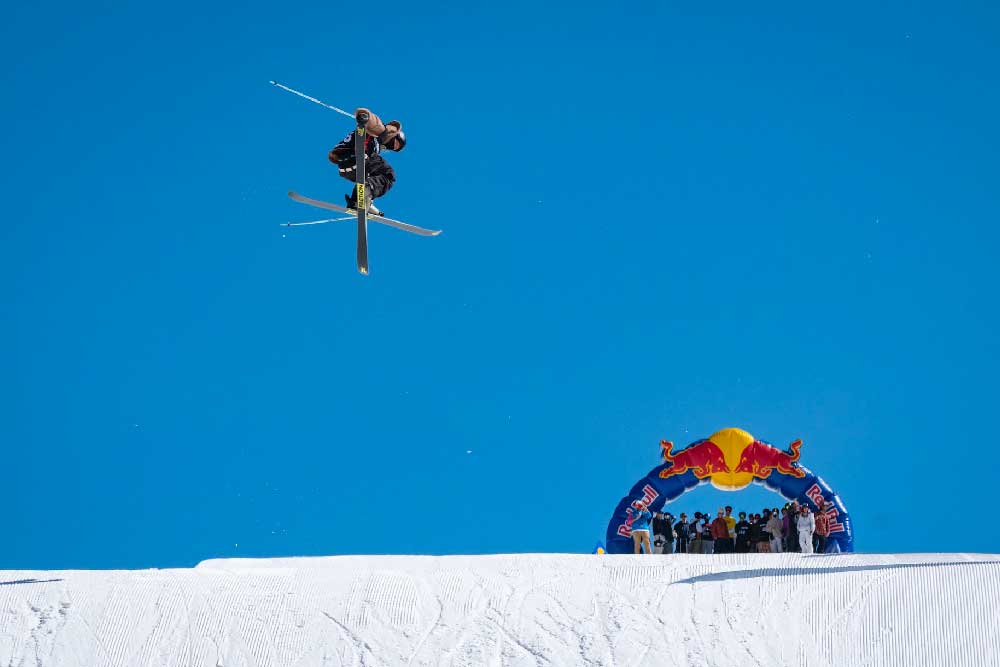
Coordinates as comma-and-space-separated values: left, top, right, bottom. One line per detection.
814, 507, 831, 553
711, 509, 731, 553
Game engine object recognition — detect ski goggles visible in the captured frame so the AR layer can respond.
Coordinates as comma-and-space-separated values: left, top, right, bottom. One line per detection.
390, 130, 406, 151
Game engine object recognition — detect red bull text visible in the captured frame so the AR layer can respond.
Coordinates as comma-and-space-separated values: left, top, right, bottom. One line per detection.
806, 483, 846, 533
616, 484, 659, 537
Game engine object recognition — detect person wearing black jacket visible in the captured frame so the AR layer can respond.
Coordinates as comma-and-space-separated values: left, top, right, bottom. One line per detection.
662, 513, 675, 554
652, 512, 673, 554
750, 514, 770, 552
786, 503, 801, 552
327, 107, 406, 215
735, 512, 751, 552
674, 513, 690, 553
751, 514, 769, 552
700, 517, 715, 554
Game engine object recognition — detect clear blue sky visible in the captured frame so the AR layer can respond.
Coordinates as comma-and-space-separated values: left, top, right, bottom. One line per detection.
2, 1, 998, 569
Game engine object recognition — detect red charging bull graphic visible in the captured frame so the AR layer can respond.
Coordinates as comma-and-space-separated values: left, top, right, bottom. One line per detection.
733, 439, 805, 479
659, 440, 729, 479
605, 427, 854, 554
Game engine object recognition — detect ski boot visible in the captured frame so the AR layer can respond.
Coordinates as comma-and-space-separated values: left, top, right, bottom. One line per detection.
345, 192, 382, 217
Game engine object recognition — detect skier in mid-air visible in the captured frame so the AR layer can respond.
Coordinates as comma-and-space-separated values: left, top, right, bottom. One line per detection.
328, 107, 406, 216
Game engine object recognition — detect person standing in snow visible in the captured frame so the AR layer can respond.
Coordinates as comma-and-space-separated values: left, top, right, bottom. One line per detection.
652, 512, 670, 554
724, 506, 737, 552
711, 509, 731, 554
814, 506, 830, 553
701, 516, 715, 554
662, 513, 675, 554
781, 506, 791, 551
766, 510, 784, 553
674, 513, 690, 554
753, 514, 771, 552
783, 504, 799, 552
748, 514, 760, 552
689, 513, 703, 553
626, 501, 653, 555
328, 107, 406, 216
735, 512, 751, 552
689, 515, 701, 553
796, 505, 816, 554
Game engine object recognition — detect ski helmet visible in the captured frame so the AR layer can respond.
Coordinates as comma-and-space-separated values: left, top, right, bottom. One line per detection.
384, 120, 405, 151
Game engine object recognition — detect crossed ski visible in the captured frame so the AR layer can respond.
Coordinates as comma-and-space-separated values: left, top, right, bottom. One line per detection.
286, 192, 442, 237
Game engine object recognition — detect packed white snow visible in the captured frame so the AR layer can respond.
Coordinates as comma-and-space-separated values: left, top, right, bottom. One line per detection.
2, 552, 998, 666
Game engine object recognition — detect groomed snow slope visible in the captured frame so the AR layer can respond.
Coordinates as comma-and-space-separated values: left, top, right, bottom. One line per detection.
2, 553, 999, 666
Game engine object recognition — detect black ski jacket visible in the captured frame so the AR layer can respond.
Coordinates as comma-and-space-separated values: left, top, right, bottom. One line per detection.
652, 515, 672, 537
673, 521, 688, 539
329, 130, 383, 178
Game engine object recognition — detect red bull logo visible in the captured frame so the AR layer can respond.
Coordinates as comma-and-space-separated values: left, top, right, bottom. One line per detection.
654, 428, 806, 491
733, 439, 805, 479
607, 427, 854, 553
659, 440, 729, 480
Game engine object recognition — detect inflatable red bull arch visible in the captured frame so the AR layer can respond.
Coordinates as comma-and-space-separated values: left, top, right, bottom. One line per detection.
605, 427, 854, 553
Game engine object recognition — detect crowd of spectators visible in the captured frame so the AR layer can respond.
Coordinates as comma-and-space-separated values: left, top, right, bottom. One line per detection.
625, 499, 837, 555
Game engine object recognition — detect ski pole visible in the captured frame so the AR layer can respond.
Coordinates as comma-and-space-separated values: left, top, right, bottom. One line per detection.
282, 216, 355, 227
269, 81, 354, 119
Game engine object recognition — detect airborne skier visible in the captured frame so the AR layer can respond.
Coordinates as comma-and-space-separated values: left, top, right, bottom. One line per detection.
327, 108, 406, 216
273, 81, 435, 275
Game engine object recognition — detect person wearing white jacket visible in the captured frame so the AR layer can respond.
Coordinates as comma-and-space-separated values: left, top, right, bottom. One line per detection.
796, 506, 816, 554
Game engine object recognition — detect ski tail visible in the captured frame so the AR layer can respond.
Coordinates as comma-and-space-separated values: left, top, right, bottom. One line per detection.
354, 116, 369, 275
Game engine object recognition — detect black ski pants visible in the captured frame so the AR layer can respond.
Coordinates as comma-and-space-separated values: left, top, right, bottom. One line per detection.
341, 154, 396, 200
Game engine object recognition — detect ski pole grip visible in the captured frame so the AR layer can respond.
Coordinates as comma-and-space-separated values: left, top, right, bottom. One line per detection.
356, 110, 370, 126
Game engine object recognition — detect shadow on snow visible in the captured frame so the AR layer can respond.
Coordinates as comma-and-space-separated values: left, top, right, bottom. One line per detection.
0, 578, 64, 586
672, 559, 1000, 585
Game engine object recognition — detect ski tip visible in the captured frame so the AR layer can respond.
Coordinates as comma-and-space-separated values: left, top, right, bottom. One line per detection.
359, 267, 369, 276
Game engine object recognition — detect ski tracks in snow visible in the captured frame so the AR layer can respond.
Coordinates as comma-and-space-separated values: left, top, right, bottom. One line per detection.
2, 554, 1000, 666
